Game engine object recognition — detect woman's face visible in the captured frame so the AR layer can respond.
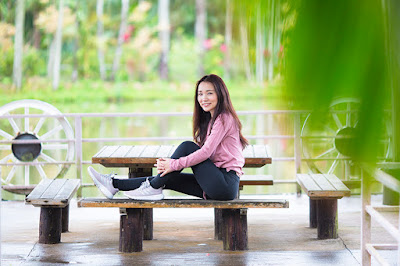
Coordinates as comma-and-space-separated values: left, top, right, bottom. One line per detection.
197, 81, 218, 117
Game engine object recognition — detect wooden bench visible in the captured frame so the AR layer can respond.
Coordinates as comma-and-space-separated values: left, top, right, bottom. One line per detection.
296, 173, 351, 239
91, 144, 274, 242
78, 198, 288, 252
25, 179, 80, 244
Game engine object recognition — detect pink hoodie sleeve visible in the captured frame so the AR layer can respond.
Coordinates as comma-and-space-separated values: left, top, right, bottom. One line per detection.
170, 114, 230, 171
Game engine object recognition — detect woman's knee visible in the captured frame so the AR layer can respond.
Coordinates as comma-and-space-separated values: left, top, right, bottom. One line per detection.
172, 141, 200, 159
179, 141, 198, 149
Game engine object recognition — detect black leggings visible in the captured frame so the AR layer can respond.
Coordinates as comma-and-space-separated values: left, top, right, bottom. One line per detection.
112, 141, 239, 200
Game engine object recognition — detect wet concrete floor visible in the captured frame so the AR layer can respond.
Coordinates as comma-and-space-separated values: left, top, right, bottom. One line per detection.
1, 194, 398, 265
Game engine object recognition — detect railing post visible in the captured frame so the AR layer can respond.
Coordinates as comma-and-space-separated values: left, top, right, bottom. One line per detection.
294, 113, 302, 196
361, 169, 372, 266
75, 117, 83, 198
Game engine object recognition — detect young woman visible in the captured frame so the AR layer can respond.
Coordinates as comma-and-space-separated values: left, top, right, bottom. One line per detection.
88, 74, 248, 201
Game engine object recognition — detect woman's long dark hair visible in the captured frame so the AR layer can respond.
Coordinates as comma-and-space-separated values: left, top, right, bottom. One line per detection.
193, 74, 248, 149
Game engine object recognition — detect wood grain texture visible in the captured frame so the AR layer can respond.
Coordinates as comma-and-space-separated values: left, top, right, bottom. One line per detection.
26, 179, 80, 207
92, 145, 272, 168
78, 198, 289, 209
240, 175, 273, 186
296, 174, 350, 199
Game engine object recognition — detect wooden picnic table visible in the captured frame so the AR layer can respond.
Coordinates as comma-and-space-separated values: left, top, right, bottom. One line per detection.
92, 144, 271, 170
91, 144, 272, 241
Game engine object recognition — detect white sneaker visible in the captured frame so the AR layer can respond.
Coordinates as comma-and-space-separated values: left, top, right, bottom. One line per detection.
87, 166, 119, 199
124, 178, 164, 200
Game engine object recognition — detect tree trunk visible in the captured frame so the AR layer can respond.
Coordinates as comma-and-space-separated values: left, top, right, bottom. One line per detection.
195, 0, 206, 77
267, 0, 276, 81
47, 39, 55, 79
240, 18, 252, 81
111, 0, 129, 81
52, 0, 64, 90
72, 1, 79, 82
96, 0, 107, 80
158, 0, 170, 80
224, 0, 232, 80
256, 4, 265, 84
13, 0, 24, 90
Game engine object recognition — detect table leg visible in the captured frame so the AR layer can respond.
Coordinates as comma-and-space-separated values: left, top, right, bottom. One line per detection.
221, 208, 248, 251
129, 167, 153, 240
309, 198, 318, 228
39, 207, 62, 244
214, 208, 223, 240
61, 204, 70, 233
317, 199, 338, 239
119, 208, 143, 252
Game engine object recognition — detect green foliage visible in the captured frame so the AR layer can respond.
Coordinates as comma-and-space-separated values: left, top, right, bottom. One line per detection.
0, 48, 14, 76
284, 0, 389, 162
23, 46, 46, 76
169, 35, 198, 82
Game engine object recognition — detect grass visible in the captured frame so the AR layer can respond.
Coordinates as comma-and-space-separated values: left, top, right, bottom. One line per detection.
0, 77, 285, 107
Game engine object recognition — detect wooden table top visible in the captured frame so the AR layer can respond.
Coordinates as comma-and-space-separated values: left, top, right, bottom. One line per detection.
92, 145, 271, 168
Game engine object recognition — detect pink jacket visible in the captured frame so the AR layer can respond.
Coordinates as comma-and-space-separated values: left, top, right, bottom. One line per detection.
170, 112, 245, 176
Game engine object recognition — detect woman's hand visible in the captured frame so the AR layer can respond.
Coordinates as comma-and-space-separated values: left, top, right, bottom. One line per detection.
155, 158, 173, 177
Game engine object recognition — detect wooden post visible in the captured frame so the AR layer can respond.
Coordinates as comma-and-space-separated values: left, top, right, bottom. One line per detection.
39, 207, 62, 244
221, 208, 248, 251
317, 199, 338, 239
129, 167, 153, 240
119, 208, 143, 252
214, 208, 223, 240
142, 208, 153, 241
361, 169, 372, 266
61, 205, 69, 233
309, 199, 318, 228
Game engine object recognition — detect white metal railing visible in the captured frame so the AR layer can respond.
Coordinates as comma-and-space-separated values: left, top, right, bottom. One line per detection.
361, 163, 400, 266
0, 111, 306, 194
0, 109, 380, 196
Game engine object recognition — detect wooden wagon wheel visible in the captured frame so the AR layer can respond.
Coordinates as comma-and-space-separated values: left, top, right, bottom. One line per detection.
0, 100, 74, 194
300, 98, 391, 180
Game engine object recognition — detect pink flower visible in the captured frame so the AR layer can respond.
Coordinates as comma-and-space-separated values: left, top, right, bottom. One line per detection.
203, 39, 213, 50
123, 33, 131, 42
220, 44, 227, 53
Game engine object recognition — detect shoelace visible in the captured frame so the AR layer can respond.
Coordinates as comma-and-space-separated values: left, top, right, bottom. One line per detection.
100, 172, 115, 181
138, 179, 150, 191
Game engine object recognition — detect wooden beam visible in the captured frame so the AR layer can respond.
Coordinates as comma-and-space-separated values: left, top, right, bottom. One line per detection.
78, 198, 289, 209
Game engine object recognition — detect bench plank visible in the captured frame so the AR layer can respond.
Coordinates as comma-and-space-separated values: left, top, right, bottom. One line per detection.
297, 174, 350, 198
156, 145, 174, 158
311, 174, 336, 191
93, 145, 271, 168
53, 179, 81, 202
297, 174, 321, 192
92, 146, 107, 158
25, 178, 53, 199
41, 179, 68, 199
240, 175, 273, 186
26, 179, 80, 207
97, 145, 119, 158
78, 198, 289, 209
167, 145, 176, 157
125, 145, 146, 158
112, 146, 133, 157
253, 145, 268, 158
242, 145, 254, 158
325, 174, 350, 191
140, 145, 161, 157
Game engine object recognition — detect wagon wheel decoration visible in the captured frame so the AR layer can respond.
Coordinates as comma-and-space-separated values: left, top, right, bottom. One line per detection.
300, 98, 391, 180
0, 100, 74, 191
